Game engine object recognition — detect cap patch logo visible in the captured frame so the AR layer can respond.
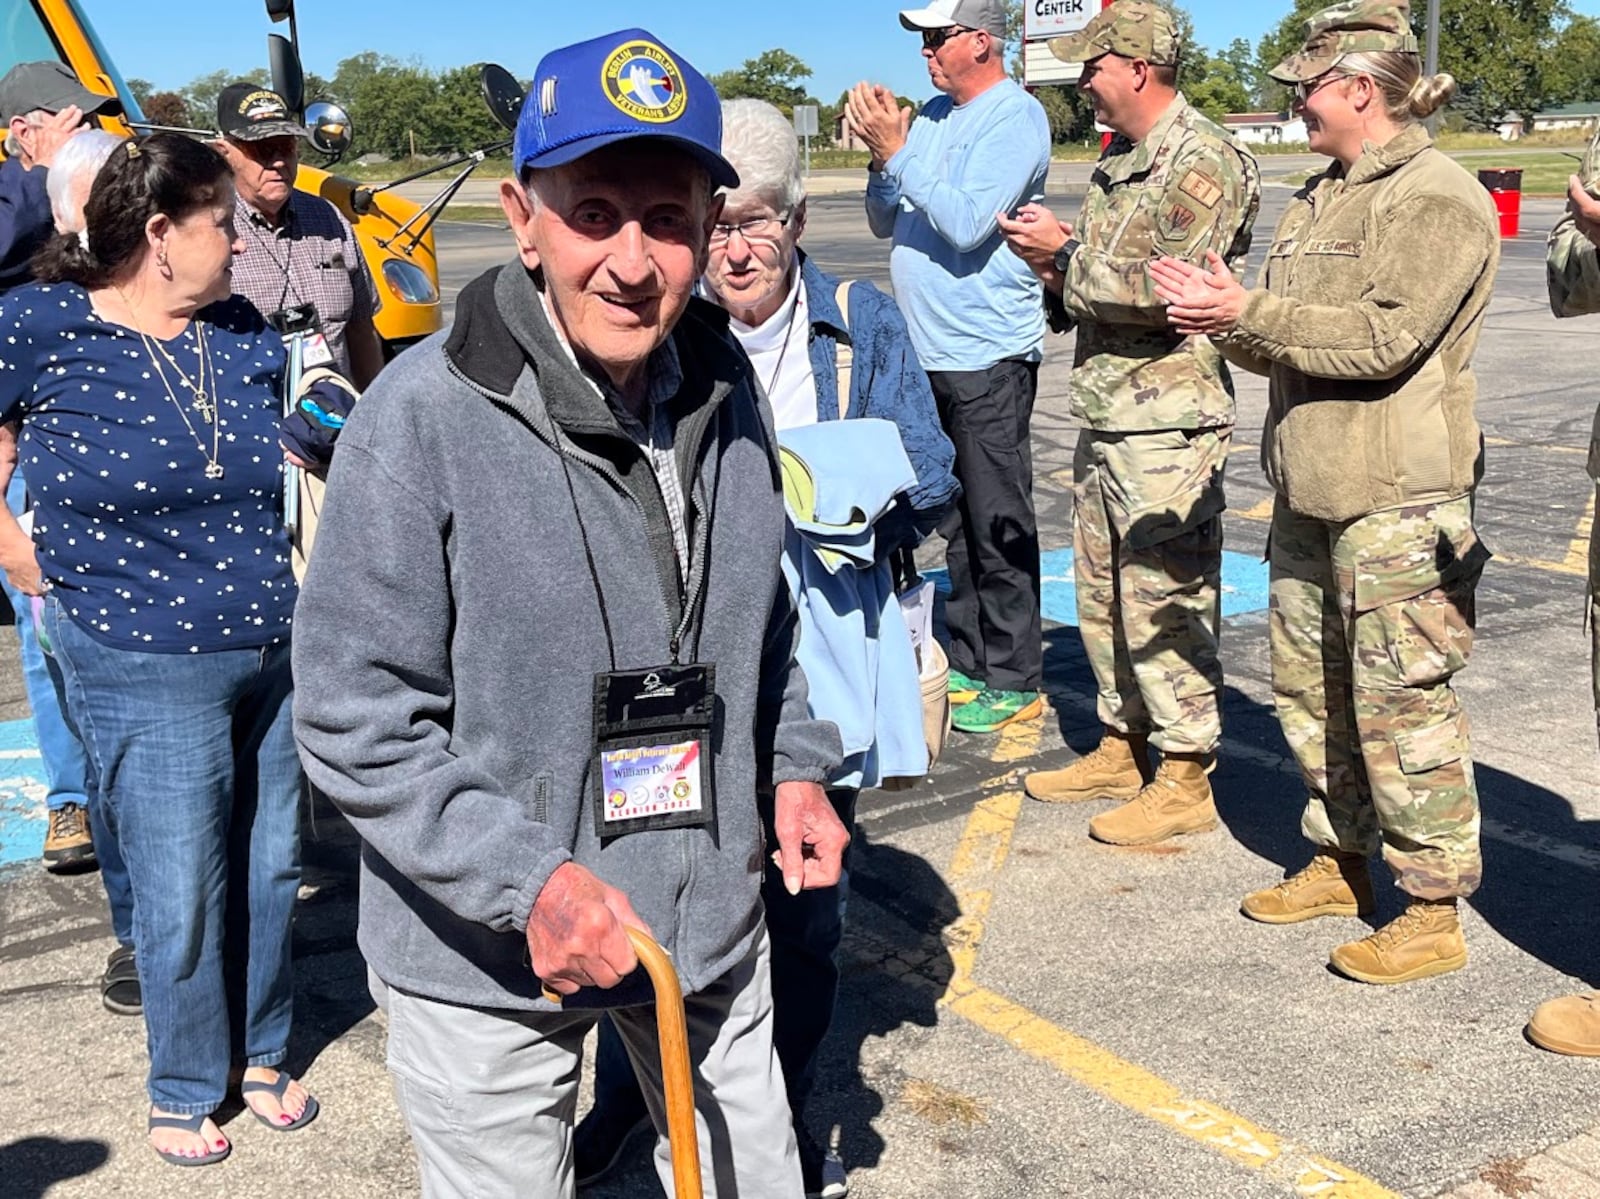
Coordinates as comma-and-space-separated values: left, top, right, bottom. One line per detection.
238, 89, 287, 122
601, 40, 687, 124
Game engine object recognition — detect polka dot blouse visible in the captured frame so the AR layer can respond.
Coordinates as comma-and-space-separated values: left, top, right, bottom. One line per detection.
0, 283, 295, 653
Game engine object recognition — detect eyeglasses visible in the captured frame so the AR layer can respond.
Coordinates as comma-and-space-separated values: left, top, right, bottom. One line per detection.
1293, 71, 1351, 105
922, 25, 978, 51
708, 215, 791, 247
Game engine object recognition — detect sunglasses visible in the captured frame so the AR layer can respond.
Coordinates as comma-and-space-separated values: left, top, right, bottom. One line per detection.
1293, 71, 1351, 105
922, 25, 978, 51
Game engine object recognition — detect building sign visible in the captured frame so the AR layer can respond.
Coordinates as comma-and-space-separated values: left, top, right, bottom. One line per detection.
1024, 0, 1092, 40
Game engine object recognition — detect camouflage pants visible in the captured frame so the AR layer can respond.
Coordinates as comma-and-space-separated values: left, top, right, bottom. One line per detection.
1072, 427, 1228, 755
1269, 497, 1486, 900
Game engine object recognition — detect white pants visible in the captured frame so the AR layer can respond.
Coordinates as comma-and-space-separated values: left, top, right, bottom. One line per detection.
372, 930, 801, 1199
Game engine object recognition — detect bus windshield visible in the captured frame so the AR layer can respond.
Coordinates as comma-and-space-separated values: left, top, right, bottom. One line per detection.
0, 0, 145, 122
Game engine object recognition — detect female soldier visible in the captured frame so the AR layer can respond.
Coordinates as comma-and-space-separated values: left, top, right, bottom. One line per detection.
1150, 0, 1499, 985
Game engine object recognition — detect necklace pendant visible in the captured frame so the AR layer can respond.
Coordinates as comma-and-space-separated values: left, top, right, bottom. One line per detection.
192, 392, 214, 423
204, 462, 225, 480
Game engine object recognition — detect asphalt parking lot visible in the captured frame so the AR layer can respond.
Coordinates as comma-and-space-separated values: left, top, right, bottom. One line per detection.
4, 175, 1600, 1199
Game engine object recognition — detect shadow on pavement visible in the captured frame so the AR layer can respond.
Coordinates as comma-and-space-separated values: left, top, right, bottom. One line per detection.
0, 1135, 110, 1198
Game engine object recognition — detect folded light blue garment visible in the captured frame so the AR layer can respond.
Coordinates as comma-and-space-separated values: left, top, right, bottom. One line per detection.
778, 419, 926, 789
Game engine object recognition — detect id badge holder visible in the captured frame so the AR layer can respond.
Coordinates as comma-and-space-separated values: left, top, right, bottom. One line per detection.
591, 663, 717, 840
270, 302, 333, 368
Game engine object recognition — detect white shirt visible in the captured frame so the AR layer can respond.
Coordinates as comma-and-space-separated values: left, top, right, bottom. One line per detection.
730, 272, 818, 433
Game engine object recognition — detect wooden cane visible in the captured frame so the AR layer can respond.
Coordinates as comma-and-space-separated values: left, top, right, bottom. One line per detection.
542, 930, 703, 1198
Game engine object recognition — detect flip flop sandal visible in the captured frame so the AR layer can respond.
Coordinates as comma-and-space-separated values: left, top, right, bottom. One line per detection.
241, 1072, 320, 1131
148, 1112, 230, 1167
102, 945, 141, 1016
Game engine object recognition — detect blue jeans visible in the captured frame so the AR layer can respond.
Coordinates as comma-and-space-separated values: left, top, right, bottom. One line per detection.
2, 477, 132, 941
44, 597, 302, 1115
593, 787, 859, 1126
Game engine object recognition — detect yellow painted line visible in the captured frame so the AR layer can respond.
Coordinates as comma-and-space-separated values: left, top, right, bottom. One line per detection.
989, 703, 1050, 765
942, 981, 1400, 1198
1233, 496, 1275, 523
1561, 489, 1595, 575
923, 783, 1400, 1198
1491, 549, 1586, 578
1483, 436, 1586, 455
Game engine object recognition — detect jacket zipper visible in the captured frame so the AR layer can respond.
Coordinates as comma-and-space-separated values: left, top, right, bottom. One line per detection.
443, 353, 714, 666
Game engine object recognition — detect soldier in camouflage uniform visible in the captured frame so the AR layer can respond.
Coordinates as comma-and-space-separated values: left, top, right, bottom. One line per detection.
999, 0, 1260, 846
1526, 126, 1600, 1052
1150, 0, 1498, 985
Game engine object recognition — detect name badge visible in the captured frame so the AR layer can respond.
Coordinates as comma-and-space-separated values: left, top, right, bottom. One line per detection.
270, 303, 334, 368
591, 663, 716, 838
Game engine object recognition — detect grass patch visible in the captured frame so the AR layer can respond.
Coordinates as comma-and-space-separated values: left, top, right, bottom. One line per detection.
900, 1078, 990, 1127
439, 204, 509, 225
1266, 148, 1586, 194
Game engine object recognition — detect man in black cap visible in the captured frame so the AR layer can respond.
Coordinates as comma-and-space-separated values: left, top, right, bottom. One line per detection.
212, 82, 383, 388
1, 60, 121, 292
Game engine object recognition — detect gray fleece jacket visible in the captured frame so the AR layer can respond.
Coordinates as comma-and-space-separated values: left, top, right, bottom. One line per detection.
292, 261, 842, 1011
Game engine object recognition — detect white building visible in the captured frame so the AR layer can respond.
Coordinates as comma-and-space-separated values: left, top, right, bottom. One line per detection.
1221, 112, 1307, 145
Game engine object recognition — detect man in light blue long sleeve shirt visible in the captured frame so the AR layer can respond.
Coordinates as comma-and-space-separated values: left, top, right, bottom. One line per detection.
847, 0, 1050, 735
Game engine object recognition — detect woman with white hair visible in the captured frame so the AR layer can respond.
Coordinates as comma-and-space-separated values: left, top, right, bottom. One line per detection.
44, 127, 123, 237
576, 97, 958, 1198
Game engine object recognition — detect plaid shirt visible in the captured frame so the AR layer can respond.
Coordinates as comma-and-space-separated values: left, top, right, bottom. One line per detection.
231, 191, 379, 378
538, 290, 689, 568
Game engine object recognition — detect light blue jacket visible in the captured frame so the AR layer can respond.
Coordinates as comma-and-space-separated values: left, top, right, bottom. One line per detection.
779, 419, 926, 790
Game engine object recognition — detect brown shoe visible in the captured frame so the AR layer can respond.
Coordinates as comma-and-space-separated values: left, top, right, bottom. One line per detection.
1329, 898, 1467, 985
1527, 992, 1600, 1056
1087, 753, 1217, 845
43, 802, 96, 874
1025, 729, 1151, 804
1240, 849, 1375, 925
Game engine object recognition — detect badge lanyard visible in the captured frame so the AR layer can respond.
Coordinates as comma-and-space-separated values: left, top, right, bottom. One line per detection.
556, 439, 717, 839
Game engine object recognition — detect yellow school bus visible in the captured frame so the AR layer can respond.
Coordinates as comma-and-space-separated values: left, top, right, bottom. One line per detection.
4, 0, 442, 352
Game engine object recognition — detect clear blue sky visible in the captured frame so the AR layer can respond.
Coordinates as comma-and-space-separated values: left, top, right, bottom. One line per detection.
79, 0, 1600, 107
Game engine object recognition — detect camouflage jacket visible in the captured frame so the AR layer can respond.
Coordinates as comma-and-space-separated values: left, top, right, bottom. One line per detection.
1547, 123, 1600, 321
1224, 124, 1499, 523
1059, 94, 1260, 432
1546, 124, 1600, 492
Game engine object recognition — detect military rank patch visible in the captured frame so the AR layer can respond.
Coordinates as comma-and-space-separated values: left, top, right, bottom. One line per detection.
1178, 169, 1224, 209
1164, 203, 1198, 239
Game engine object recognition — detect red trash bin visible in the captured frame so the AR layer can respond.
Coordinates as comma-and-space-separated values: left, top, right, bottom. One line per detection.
1477, 167, 1523, 238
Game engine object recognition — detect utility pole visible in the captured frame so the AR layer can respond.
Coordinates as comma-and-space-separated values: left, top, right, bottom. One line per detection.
1424, 0, 1441, 134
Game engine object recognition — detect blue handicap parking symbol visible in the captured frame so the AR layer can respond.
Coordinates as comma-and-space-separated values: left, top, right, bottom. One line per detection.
924, 547, 1271, 626
0, 718, 50, 869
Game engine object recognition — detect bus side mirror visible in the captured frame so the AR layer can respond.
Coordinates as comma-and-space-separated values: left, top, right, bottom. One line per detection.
481, 64, 526, 134
307, 101, 352, 158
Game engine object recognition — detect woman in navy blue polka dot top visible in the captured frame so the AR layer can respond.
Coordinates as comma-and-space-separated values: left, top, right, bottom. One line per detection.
0, 133, 314, 1166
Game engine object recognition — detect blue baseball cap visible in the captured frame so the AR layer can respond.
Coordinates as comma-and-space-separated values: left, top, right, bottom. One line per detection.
514, 28, 739, 190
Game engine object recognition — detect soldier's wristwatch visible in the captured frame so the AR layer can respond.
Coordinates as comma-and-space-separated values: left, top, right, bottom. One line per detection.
1052, 239, 1082, 274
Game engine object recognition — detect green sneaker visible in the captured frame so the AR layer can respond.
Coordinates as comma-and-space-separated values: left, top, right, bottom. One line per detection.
948, 668, 986, 706
952, 689, 1044, 734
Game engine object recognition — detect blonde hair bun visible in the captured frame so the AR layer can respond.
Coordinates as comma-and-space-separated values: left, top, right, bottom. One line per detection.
1407, 71, 1456, 119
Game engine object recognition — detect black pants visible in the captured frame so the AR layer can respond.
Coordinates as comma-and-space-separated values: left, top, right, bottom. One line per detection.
931, 358, 1043, 692
591, 787, 860, 1125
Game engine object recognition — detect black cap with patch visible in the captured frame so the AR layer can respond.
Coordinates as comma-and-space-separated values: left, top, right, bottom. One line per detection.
216, 83, 309, 141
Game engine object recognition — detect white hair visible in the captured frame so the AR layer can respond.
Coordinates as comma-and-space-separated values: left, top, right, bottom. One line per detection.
46, 129, 124, 232
3, 107, 49, 158
718, 99, 804, 214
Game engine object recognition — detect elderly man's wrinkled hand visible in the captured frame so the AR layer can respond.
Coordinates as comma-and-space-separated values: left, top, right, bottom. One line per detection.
526, 861, 649, 996
1568, 174, 1600, 246
1150, 251, 1247, 337
846, 82, 910, 170
32, 106, 84, 170
997, 204, 1073, 273
771, 780, 850, 895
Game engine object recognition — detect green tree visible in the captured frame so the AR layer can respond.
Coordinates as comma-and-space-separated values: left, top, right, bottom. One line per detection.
710, 49, 813, 114
185, 67, 270, 132
1543, 15, 1600, 107
126, 77, 155, 108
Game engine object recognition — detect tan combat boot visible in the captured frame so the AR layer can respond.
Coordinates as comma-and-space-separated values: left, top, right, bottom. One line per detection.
1025, 729, 1151, 804
1240, 849, 1376, 925
1086, 753, 1217, 845
1328, 898, 1467, 985
1526, 992, 1600, 1056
